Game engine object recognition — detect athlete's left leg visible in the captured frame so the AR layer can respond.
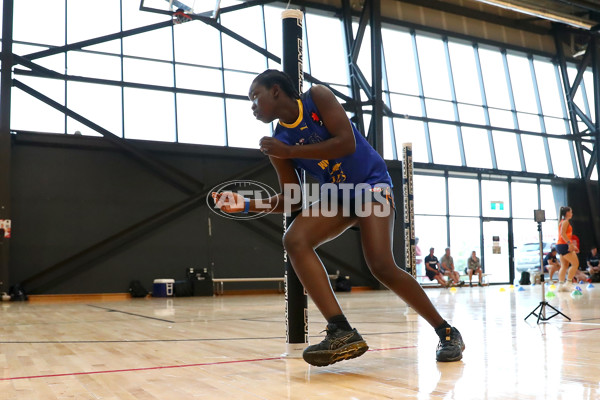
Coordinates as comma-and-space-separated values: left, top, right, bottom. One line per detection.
357, 201, 464, 361
566, 252, 580, 282
356, 202, 444, 328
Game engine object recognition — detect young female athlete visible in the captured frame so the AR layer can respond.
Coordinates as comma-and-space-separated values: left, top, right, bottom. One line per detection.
556, 206, 579, 292
212, 69, 464, 366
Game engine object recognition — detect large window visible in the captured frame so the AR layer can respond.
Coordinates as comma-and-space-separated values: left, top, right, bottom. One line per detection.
450, 217, 481, 273
382, 29, 419, 96
124, 89, 176, 142
414, 173, 563, 283
307, 13, 347, 86
448, 177, 479, 216
462, 128, 493, 168
511, 181, 538, 219
482, 179, 509, 218
6, 2, 587, 180
429, 123, 461, 166
176, 94, 226, 146
415, 34, 452, 101
413, 174, 446, 215
415, 215, 448, 274
448, 41, 482, 106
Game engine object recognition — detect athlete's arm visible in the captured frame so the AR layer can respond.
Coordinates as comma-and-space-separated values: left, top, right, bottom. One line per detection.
212, 157, 302, 214
264, 156, 302, 213
260, 85, 356, 160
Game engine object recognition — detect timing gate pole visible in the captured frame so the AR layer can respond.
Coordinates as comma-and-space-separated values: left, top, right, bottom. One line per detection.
281, 9, 308, 358
402, 143, 416, 278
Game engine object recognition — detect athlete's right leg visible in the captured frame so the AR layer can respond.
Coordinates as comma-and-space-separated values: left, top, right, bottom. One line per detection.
565, 252, 580, 281
283, 204, 368, 367
558, 252, 578, 291
282, 203, 357, 320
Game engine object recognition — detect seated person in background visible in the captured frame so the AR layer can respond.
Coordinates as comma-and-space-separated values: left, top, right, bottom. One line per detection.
544, 248, 560, 283
440, 248, 464, 287
573, 264, 590, 283
467, 251, 483, 287
588, 246, 600, 282
424, 248, 449, 287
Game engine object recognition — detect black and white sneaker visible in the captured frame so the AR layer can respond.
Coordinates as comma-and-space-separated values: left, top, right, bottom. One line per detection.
435, 326, 465, 362
302, 323, 369, 367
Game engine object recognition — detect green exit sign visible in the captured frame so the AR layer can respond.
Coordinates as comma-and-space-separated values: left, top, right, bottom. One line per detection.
491, 201, 504, 210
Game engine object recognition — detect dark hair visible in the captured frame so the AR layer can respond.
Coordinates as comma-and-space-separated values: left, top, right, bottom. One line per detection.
252, 69, 301, 99
559, 206, 572, 220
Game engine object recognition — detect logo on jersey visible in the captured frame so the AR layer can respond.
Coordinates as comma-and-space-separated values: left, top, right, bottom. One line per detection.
311, 112, 324, 126
317, 160, 347, 183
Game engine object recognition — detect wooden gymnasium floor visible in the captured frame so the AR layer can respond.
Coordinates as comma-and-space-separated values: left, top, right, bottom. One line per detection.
2, 284, 600, 400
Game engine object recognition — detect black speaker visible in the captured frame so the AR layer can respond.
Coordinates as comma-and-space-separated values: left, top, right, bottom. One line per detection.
173, 280, 193, 297
187, 268, 214, 296
519, 271, 531, 285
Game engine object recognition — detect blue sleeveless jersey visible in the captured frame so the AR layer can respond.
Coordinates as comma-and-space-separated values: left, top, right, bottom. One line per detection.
274, 88, 392, 198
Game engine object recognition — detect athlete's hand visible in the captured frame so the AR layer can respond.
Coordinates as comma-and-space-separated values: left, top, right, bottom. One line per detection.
259, 137, 292, 158
568, 242, 578, 253
211, 191, 245, 213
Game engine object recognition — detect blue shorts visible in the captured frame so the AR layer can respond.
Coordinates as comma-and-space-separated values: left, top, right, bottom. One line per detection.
555, 244, 569, 255
318, 185, 396, 218
347, 186, 395, 217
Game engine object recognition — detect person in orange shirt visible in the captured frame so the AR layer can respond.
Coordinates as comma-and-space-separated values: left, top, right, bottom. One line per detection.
555, 206, 579, 292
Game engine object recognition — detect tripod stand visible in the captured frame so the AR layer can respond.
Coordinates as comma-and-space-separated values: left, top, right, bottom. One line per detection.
524, 216, 571, 324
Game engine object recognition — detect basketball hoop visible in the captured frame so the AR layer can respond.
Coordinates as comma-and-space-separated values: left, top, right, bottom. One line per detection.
173, 8, 192, 24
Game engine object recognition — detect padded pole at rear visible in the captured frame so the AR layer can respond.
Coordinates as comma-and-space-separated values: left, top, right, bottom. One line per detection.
403, 143, 415, 278
282, 9, 308, 357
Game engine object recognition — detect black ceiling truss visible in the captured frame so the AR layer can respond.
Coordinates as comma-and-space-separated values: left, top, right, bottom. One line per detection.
555, 26, 600, 243
22, 20, 173, 61
555, 30, 597, 178
12, 57, 250, 101
141, 0, 355, 103
13, 77, 205, 195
